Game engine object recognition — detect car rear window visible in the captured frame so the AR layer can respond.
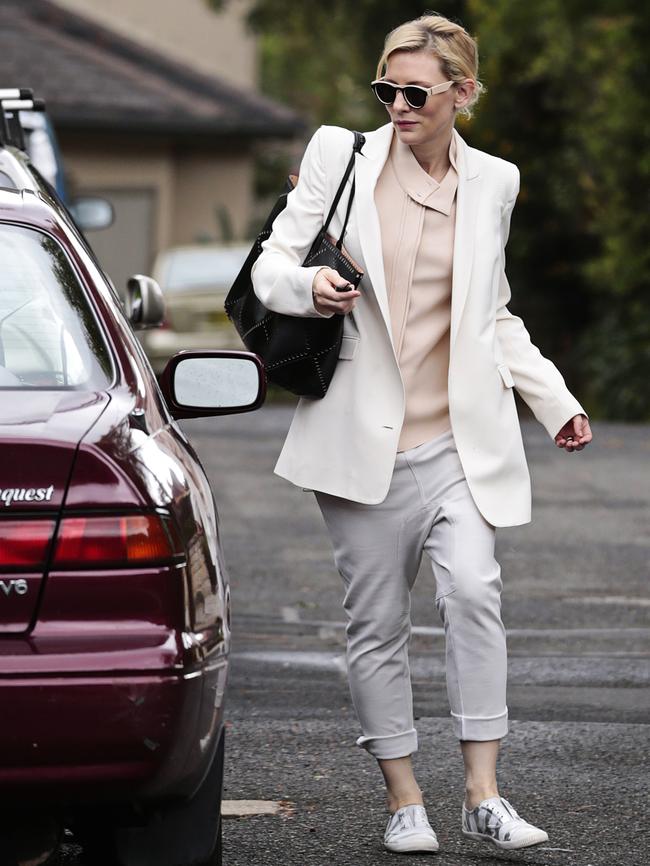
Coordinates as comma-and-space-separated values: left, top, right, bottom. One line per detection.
0, 223, 112, 389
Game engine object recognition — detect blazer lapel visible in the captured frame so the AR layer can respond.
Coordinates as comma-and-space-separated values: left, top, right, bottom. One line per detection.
450, 127, 481, 351
354, 123, 394, 339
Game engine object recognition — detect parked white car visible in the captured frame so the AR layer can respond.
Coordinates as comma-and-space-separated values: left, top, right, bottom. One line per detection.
139, 243, 248, 373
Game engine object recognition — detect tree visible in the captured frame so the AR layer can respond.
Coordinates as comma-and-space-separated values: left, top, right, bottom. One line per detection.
207, 0, 650, 418
469, 0, 650, 418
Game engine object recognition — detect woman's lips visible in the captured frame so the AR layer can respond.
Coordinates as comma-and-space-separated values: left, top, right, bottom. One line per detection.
396, 120, 417, 127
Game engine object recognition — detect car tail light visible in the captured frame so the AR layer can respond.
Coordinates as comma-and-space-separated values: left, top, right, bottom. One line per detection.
0, 519, 55, 567
53, 514, 182, 567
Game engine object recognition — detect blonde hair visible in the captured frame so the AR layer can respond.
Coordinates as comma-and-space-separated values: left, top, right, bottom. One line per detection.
376, 13, 485, 119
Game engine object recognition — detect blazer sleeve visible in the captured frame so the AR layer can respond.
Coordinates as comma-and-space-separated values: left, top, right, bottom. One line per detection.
495, 166, 588, 439
251, 125, 334, 319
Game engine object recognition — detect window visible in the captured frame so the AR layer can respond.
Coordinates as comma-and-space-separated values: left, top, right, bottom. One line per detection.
0, 224, 112, 389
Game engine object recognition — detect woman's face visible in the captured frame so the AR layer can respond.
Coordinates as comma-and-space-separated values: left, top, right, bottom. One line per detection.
382, 50, 464, 146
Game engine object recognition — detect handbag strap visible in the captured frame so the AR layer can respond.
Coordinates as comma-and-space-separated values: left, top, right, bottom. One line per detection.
335, 176, 356, 250
322, 131, 366, 245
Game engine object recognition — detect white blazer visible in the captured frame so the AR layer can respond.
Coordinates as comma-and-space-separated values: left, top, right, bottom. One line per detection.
251, 122, 587, 527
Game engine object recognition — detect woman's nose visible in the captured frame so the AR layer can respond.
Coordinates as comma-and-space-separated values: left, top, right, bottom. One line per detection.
393, 90, 409, 111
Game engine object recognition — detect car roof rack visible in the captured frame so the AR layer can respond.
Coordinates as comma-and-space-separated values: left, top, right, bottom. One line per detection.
0, 88, 46, 151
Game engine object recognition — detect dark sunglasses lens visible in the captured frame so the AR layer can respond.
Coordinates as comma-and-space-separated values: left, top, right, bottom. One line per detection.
404, 86, 427, 108
373, 82, 397, 104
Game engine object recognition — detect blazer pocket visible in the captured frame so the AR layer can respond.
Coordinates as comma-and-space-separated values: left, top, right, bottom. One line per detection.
338, 335, 359, 360
497, 363, 515, 388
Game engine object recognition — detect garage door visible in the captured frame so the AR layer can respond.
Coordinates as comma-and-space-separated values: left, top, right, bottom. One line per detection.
83, 188, 156, 299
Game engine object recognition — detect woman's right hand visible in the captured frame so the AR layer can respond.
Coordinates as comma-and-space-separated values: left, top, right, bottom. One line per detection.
312, 267, 361, 315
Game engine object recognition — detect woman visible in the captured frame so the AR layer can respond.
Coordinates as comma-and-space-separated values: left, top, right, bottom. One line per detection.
252, 12, 592, 855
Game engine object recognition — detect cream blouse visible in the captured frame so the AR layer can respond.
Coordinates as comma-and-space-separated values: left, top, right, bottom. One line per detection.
374, 131, 458, 452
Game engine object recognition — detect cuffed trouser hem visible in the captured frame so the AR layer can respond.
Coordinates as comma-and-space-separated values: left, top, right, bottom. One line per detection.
452, 709, 508, 741
356, 728, 418, 759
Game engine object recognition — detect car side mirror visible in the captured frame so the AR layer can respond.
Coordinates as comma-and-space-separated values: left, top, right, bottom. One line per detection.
160, 350, 266, 420
69, 196, 114, 231
127, 275, 165, 330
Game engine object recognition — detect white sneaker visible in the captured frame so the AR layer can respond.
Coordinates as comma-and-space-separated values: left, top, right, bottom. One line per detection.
462, 795, 549, 850
384, 803, 439, 854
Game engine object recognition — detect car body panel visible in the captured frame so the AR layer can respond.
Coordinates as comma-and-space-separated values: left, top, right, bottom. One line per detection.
0, 390, 111, 632
0, 391, 110, 512
0, 181, 234, 805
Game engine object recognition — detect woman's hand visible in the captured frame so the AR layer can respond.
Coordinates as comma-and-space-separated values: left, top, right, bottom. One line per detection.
555, 414, 592, 452
312, 267, 360, 315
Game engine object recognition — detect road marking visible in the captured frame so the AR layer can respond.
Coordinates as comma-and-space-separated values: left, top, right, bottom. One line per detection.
539, 848, 573, 852
242, 614, 650, 640
234, 649, 348, 672
222, 799, 294, 818
232, 650, 650, 685
564, 595, 650, 607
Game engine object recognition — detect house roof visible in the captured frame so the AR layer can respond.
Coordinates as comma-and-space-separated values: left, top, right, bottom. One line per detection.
0, 0, 304, 139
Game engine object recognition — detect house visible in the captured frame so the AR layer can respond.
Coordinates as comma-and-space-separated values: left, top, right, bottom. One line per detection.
0, 0, 304, 292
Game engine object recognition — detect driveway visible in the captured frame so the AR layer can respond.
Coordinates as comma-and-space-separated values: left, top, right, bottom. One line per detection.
61, 407, 649, 865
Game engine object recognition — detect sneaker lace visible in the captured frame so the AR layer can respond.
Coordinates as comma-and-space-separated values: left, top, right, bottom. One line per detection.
411, 805, 429, 827
485, 798, 521, 828
397, 805, 428, 831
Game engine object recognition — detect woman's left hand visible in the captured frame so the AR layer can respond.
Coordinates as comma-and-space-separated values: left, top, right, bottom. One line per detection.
555, 414, 592, 452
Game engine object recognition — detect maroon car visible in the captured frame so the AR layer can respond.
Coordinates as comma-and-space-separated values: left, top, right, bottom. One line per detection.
0, 167, 264, 861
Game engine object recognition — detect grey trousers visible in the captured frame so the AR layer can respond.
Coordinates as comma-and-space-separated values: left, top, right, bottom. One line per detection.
314, 426, 508, 759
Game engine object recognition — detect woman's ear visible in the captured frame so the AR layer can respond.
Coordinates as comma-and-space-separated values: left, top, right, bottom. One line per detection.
454, 78, 476, 111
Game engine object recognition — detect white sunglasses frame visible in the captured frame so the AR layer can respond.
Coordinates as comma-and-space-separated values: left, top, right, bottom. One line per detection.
370, 78, 455, 109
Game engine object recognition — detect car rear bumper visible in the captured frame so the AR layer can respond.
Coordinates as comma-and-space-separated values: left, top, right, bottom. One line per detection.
0, 658, 228, 805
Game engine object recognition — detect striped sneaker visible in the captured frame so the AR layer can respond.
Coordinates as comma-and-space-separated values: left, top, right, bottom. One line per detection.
462, 796, 548, 850
384, 804, 439, 854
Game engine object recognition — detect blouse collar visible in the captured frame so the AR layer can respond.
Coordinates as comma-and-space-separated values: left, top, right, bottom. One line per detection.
390, 130, 458, 215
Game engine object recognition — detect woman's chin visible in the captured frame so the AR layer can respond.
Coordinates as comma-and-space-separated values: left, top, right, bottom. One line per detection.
394, 123, 422, 142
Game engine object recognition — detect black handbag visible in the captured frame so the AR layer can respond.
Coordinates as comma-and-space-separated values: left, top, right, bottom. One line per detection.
224, 131, 366, 399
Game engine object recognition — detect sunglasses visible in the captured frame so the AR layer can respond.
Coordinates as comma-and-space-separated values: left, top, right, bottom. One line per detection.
370, 78, 455, 110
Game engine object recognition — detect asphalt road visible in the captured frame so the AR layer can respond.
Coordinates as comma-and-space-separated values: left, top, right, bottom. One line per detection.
191, 407, 649, 866
65, 406, 649, 865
